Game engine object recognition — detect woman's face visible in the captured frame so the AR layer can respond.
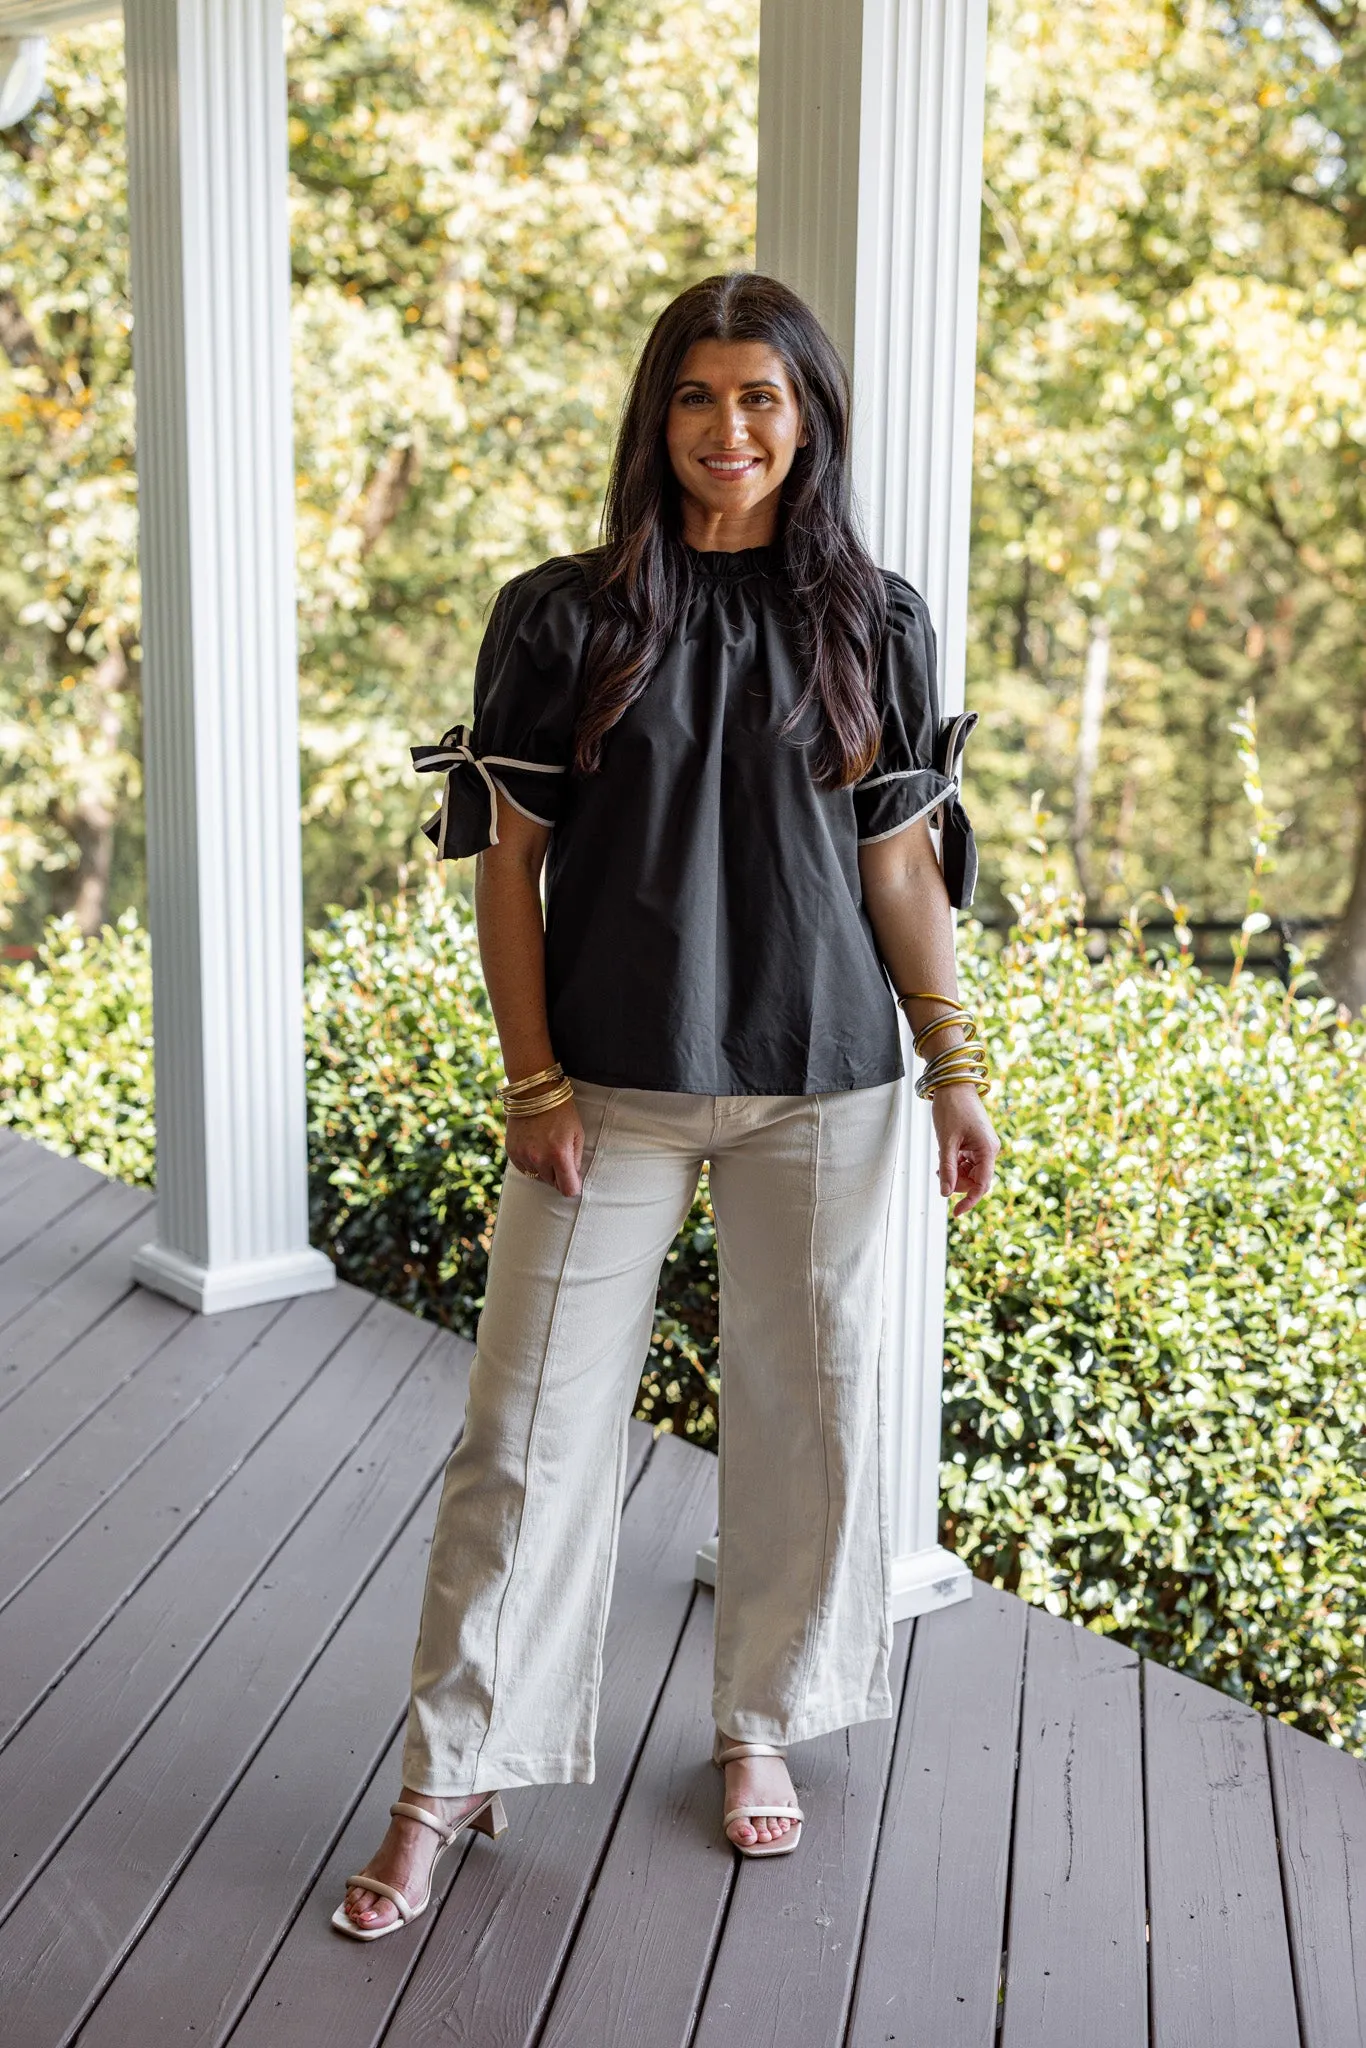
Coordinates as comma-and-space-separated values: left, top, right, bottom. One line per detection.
665, 338, 807, 545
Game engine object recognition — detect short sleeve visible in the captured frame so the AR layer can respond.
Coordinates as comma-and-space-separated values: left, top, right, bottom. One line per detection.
852, 575, 957, 846
411, 556, 591, 859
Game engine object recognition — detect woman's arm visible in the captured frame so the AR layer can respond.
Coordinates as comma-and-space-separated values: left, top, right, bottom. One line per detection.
858, 817, 1000, 1216
474, 805, 585, 1197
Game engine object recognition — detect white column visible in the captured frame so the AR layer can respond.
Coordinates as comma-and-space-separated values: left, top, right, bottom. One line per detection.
697, 0, 988, 1619
123, 0, 334, 1313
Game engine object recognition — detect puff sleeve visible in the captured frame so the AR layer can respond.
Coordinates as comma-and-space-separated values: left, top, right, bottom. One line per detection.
853, 574, 979, 907
411, 557, 592, 860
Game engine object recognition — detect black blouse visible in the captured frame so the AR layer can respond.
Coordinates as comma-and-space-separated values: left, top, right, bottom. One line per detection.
412, 544, 975, 1096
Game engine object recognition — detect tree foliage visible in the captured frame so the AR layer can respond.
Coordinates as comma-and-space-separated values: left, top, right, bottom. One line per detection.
971, 0, 1366, 952
0, 0, 756, 931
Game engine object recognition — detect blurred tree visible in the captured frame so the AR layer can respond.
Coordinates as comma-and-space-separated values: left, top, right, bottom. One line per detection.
970, 0, 1366, 960
0, 0, 757, 933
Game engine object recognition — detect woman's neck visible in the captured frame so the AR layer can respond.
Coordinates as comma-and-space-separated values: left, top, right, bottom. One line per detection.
678, 493, 780, 554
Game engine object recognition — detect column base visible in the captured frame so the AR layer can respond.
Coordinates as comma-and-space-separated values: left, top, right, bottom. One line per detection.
694, 1536, 973, 1623
886, 1543, 973, 1622
132, 1238, 336, 1314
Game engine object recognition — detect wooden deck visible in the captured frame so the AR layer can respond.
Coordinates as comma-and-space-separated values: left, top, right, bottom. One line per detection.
1, 1129, 1365, 2046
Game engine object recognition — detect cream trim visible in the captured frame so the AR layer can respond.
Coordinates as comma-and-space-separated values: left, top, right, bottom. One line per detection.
489, 775, 556, 829
856, 789, 945, 846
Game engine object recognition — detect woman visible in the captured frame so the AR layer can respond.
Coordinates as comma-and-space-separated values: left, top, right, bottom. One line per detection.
335, 272, 998, 1939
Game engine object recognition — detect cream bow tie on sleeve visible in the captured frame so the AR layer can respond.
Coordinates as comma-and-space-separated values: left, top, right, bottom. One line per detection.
410, 724, 565, 860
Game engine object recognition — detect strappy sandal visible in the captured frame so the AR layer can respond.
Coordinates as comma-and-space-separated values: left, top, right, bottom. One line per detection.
712, 1731, 804, 1860
331, 1792, 508, 1941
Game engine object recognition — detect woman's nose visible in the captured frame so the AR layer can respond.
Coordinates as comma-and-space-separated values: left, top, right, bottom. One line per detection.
715, 405, 749, 447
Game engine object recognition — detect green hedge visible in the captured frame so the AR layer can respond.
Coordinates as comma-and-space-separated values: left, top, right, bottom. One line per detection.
4, 867, 1366, 1747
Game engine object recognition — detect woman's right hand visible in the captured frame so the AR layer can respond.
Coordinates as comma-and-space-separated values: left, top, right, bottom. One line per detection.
505, 1099, 585, 1198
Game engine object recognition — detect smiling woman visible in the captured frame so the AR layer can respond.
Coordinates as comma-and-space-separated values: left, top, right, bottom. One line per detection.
345, 270, 998, 1940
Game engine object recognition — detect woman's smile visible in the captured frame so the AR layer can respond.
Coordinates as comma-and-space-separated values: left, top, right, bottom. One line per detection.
699, 453, 763, 477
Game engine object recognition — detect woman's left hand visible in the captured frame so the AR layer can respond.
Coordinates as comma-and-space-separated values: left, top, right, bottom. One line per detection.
932, 1085, 1000, 1217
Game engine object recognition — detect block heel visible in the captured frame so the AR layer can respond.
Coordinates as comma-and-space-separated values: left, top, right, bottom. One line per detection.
469, 1790, 508, 1838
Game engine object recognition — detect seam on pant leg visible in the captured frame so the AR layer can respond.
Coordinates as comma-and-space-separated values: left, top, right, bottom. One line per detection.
874, 1095, 898, 1639
793, 1089, 836, 1722
711, 1171, 730, 1722
583, 1140, 703, 1745
468, 1087, 622, 1785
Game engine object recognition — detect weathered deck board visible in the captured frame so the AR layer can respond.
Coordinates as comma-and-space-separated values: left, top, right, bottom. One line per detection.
0, 1295, 270, 1606
536, 1592, 733, 2048
0, 1143, 105, 1255
74, 1468, 451, 2047
0, 1175, 149, 1345
691, 1625, 912, 2048
1144, 1658, 1301, 2048
0, 1320, 452, 2045
0, 1196, 156, 1414
0, 1293, 393, 1909
0, 1289, 368, 1741
845, 1581, 1025, 2048
1268, 1715, 1366, 2048
0, 1287, 250, 1504
2, 1134, 1366, 2048
1000, 1605, 1147, 2048
378, 1432, 718, 2048
197, 1421, 658, 2048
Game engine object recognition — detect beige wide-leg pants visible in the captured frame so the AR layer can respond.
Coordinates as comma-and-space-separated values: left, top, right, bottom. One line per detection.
402, 1076, 901, 1796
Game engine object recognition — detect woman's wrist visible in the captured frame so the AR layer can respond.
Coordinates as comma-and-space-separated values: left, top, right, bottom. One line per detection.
500, 1044, 558, 1088
897, 988, 992, 1101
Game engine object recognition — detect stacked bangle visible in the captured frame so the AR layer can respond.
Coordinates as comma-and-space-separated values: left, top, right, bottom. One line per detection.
499, 1061, 576, 1118
896, 990, 991, 1101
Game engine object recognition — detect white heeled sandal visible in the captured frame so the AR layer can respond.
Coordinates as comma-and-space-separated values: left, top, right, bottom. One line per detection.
331, 1792, 508, 1941
712, 1731, 804, 1860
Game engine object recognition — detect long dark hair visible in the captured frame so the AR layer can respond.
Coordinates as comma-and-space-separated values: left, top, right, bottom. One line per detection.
573, 273, 887, 789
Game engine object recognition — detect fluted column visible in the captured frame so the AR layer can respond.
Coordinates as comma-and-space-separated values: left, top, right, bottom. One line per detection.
124, 0, 334, 1312
698, 0, 988, 1618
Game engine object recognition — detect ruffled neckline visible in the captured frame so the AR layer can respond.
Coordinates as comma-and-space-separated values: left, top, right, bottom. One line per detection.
682, 542, 778, 580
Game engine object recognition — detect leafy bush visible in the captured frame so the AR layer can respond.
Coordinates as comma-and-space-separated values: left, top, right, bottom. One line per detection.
945, 876, 1366, 1746
0, 909, 156, 1184
5, 830, 1366, 1743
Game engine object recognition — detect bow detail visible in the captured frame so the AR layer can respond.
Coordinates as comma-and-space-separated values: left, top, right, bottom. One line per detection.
410, 724, 566, 860
932, 711, 979, 908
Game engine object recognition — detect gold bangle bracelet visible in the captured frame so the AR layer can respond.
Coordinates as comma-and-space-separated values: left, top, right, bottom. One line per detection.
898, 989, 963, 1012
500, 1061, 564, 1100
504, 1081, 576, 1119
919, 1076, 991, 1101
